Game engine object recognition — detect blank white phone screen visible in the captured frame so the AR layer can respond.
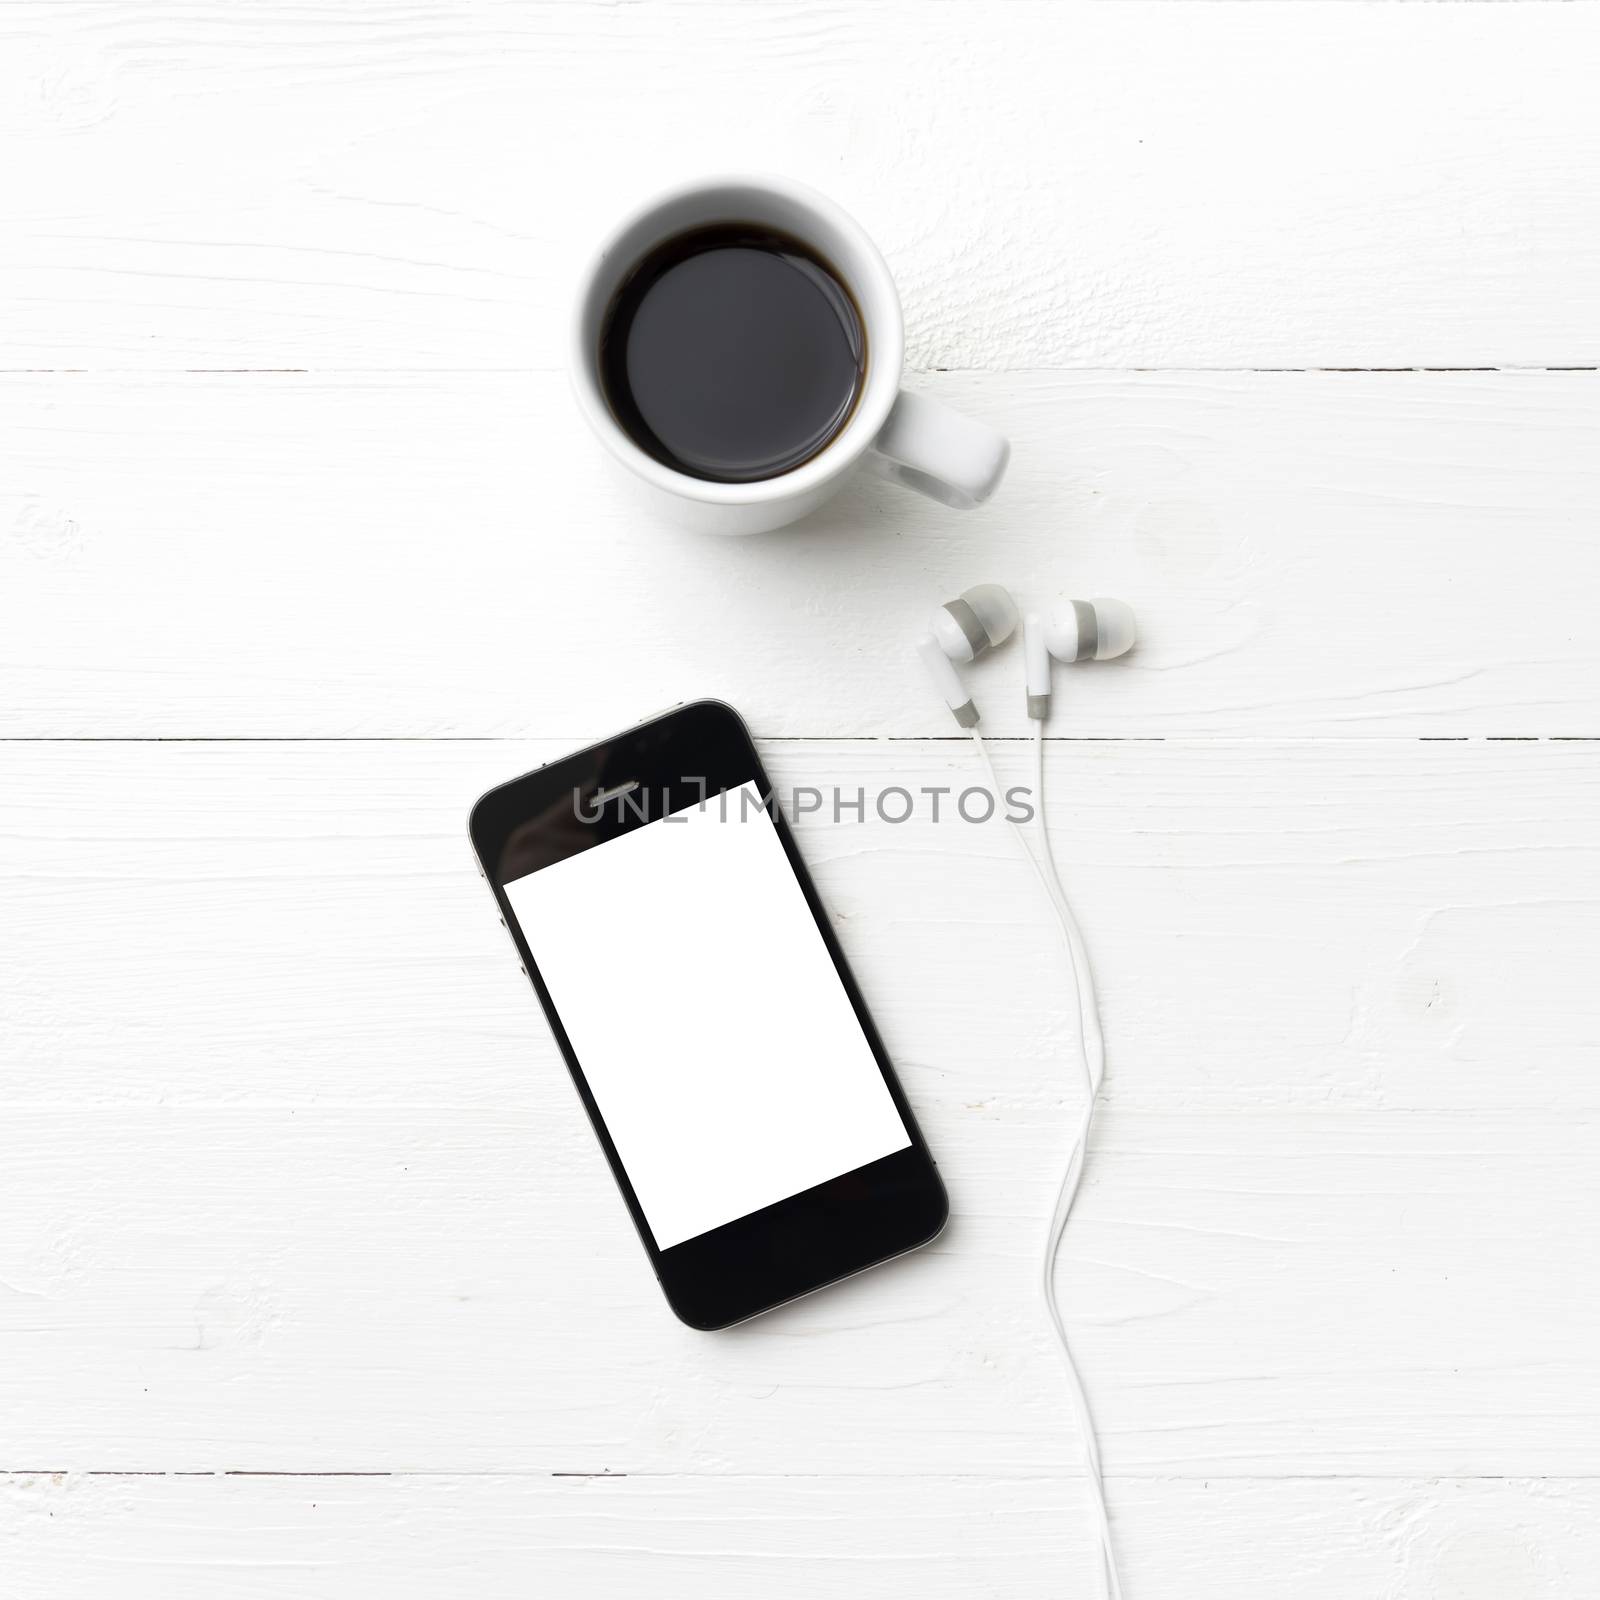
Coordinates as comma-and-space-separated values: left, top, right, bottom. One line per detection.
503, 782, 911, 1250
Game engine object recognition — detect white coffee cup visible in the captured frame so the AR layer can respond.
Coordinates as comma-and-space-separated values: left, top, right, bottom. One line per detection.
571, 175, 1009, 536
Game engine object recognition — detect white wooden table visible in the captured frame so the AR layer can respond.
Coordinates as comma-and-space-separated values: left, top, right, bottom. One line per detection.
4, 4, 1599, 1595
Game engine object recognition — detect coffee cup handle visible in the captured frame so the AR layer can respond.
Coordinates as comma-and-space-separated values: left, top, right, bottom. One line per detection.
864, 390, 1010, 510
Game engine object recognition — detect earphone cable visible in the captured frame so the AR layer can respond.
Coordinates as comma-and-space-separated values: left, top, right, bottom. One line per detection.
969, 728, 1124, 1600
1032, 721, 1121, 1599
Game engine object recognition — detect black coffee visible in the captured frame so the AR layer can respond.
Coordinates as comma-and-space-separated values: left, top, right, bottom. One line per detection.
598, 223, 866, 483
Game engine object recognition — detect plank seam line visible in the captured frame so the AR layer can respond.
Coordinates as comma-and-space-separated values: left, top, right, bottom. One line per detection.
2, 736, 1597, 747
0, 366, 1596, 378
5, 1470, 1599, 1483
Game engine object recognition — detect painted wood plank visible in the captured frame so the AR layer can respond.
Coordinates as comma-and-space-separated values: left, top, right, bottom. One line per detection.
2, 739, 1596, 1475
3, 3, 1598, 372
5, 369, 1598, 739
2, 1473, 1593, 1600
5, 737, 1597, 1115
4, 1100, 1595, 1478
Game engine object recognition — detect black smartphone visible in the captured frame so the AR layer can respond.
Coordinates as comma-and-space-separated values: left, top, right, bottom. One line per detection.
469, 700, 947, 1329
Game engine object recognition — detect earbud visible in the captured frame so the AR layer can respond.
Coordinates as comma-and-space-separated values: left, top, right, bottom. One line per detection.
917, 584, 1020, 727
1023, 599, 1137, 719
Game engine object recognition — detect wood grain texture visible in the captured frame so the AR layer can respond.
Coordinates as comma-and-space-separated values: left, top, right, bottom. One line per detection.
5, 738, 1597, 1115
3, 1474, 1595, 1600
6, 1100, 1595, 1477
5, 0, 1600, 1590
5, 369, 1599, 739
2, 3, 1598, 372
3, 741, 1596, 1476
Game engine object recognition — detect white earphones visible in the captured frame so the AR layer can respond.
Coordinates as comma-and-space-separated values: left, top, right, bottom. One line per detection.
915, 583, 1020, 727
919, 585, 1135, 725
916, 582, 1136, 1600
1023, 599, 1137, 718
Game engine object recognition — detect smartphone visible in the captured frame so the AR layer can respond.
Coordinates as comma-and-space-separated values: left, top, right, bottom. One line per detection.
468, 700, 947, 1329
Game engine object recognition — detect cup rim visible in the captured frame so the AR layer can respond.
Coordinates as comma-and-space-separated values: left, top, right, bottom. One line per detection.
570, 173, 905, 506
